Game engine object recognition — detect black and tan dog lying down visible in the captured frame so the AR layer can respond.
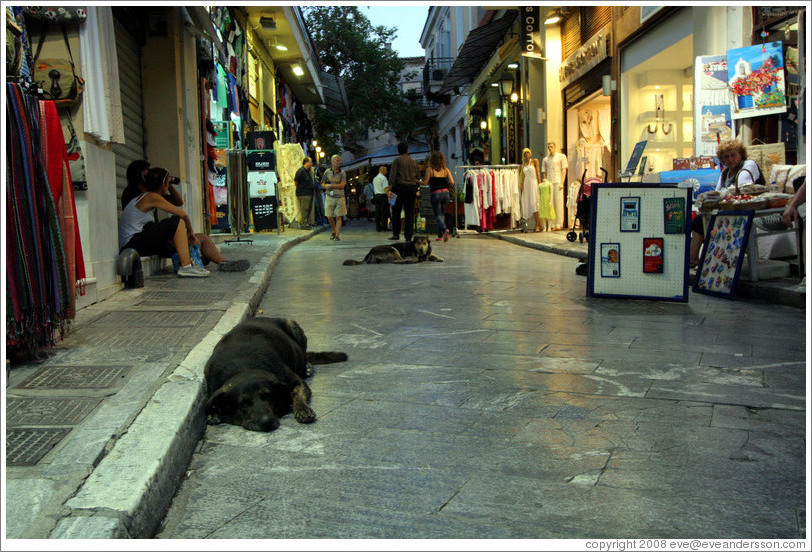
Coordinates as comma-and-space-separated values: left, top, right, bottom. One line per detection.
204, 317, 347, 432
343, 235, 443, 265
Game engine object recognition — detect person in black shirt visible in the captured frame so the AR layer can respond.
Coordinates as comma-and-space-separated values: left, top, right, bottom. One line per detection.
294, 156, 315, 229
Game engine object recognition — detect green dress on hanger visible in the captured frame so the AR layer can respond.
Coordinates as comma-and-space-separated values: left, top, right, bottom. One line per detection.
538, 180, 556, 222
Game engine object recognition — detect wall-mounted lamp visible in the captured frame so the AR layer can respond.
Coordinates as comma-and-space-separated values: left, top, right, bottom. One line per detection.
507, 62, 519, 70
499, 77, 514, 97
494, 107, 503, 117
510, 91, 519, 103
292, 64, 305, 77
480, 120, 488, 130
601, 74, 617, 96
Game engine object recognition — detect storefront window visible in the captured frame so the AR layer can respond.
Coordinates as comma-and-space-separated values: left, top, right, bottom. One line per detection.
621, 35, 693, 174
619, 8, 693, 174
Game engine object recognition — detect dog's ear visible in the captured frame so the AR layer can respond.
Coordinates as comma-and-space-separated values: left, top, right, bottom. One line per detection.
204, 387, 233, 425
277, 318, 308, 350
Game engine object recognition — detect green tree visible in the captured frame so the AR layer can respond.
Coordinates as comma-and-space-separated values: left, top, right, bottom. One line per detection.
303, 6, 426, 153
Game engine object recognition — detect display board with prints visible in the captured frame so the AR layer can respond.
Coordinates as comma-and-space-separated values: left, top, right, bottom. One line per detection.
587, 183, 692, 301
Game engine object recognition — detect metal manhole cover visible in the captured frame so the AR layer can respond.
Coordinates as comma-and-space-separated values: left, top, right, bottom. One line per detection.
6, 428, 72, 466
18, 365, 130, 389
6, 398, 102, 426
139, 291, 224, 302
74, 326, 192, 349
92, 311, 205, 327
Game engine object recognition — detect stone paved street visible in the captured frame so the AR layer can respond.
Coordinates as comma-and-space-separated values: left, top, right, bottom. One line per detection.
158, 223, 807, 540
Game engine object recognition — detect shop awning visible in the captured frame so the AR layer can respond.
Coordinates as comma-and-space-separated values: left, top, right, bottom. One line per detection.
437, 11, 518, 95
343, 144, 430, 172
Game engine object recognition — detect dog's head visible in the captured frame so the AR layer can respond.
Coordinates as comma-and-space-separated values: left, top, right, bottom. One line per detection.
412, 235, 432, 258
205, 371, 286, 432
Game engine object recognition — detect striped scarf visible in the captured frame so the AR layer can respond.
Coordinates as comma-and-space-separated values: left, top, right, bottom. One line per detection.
6, 83, 71, 353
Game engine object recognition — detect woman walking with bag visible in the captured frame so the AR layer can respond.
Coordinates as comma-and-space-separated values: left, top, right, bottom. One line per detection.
424, 151, 455, 241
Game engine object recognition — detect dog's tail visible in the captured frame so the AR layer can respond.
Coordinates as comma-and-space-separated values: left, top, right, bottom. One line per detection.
342, 259, 362, 266
306, 351, 348, 364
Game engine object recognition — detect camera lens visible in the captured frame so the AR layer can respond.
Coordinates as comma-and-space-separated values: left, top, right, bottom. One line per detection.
168, 176, 180, 185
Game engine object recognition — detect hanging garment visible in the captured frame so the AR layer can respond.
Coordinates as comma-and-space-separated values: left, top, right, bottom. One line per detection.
6, 83, 73, 351
39, 99, 86, 316
539, 180, 556, 222
520, 163, 540, 220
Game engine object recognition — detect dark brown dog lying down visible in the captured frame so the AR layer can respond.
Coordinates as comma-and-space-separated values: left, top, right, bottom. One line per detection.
204, 317, 347, 432
343, 235, 443, 265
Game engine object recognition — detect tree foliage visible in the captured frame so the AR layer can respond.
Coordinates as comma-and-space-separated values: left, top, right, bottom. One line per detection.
303, 6, 428, 153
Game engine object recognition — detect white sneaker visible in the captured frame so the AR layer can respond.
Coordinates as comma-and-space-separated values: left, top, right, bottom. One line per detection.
177, 264, 210, 278
796, 276, 805, 294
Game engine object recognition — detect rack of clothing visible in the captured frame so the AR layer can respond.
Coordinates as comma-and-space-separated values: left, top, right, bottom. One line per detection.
454, 164, 522, 232
6, 81, 84, 355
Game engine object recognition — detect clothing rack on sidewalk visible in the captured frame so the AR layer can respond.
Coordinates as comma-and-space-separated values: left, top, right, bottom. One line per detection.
454, 164, 521, 234
225, 149, 253, 245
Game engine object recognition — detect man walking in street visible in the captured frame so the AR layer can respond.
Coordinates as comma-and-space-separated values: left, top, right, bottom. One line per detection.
321, 154, 347, 241
542, 141, 568, 230
388, 142, 421, 241
294, 156, 315, 229
372, 165, 390, 232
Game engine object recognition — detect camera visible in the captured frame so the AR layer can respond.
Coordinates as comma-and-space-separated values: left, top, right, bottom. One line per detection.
167, 176, 181, 185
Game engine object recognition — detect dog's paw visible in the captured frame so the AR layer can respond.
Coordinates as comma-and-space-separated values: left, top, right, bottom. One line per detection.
294, 404, 317, 424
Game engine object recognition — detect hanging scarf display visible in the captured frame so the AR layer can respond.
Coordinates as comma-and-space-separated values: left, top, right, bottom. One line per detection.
6, 82, 73, 353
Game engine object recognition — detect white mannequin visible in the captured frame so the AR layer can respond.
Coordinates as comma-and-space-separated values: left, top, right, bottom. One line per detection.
542, 142, 568, 230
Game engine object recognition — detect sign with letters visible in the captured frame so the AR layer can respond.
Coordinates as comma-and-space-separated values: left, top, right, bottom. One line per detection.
521, 6, 543, 59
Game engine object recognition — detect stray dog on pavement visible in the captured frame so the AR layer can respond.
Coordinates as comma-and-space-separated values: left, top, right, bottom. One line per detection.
343, 235, 443, 265
204, 317, 347, 432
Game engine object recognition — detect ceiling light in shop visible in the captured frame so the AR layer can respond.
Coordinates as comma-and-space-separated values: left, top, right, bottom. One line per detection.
507, 63, 518, 69
292, 64, 305, 77
271, 37, 288, 51
544, 10, 562, 25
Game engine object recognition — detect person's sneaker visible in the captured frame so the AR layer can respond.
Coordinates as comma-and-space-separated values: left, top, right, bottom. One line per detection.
177, 264, 210, 278
796, 276, 806, 294
443, 229, 450, 242
219, 259, 250, 272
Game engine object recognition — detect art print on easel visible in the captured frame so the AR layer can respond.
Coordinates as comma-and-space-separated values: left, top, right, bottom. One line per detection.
663, 197, 686, 234
643, 238, 664, 273
600, 243, 621, 278
620, 197, 640, 232
694, 211, 754, 298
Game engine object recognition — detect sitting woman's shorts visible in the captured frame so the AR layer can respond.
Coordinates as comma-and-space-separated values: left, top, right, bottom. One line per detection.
691, 214, 704, 236
122, 216, 180, 258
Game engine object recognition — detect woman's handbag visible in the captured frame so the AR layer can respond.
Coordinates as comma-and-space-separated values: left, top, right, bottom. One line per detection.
32, 24, 84, 108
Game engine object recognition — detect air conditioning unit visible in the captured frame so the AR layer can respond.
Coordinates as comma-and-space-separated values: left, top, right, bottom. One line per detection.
432, 69, 445, 81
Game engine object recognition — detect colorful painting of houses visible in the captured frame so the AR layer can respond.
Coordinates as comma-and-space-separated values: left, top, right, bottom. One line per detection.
727, 42, 787, 120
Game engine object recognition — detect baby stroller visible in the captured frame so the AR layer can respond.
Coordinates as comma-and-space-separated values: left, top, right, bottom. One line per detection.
566, 167, 606, 243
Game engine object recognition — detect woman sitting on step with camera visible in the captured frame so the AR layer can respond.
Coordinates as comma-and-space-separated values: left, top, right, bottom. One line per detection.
118, 167, 212, 278
120, 161, 249, 274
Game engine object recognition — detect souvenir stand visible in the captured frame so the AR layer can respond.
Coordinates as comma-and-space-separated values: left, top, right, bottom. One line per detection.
454, 164, 523, 234
246, 130, 279, 234
587, 182, 693, 302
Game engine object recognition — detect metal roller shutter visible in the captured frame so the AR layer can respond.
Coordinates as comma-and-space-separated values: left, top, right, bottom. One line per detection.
112, 16, 146, 213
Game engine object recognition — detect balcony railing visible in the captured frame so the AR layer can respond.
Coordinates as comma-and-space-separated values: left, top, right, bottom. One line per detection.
422, 57, 454, 91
